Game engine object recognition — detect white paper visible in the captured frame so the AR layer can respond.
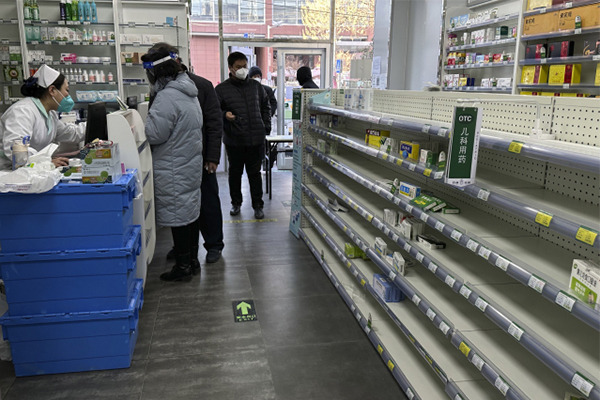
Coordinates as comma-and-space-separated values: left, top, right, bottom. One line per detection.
439, 321, 450, 335
494, 377, 509, 395
445, 275, 456, 288
460, 285, 472, 299
477, 189, 490, 201
555, 291, 576, 312
571, 373, 594, 396
420, 213, 429, 223
411, 294, 421, 306
435, 221, 445, 232
404, 243, 411, 252
466, 239, 479, 252
495, 256, 509, 271
416, 253, 424, 262
471, 353, 485, 371
527, 275, 546, 294
475, 297, 488, 312
429, 263, 438, 274
478, 247, 492, 260
508, 322, 524, 341
451, 230, 462, 242
426, 308, 436, 321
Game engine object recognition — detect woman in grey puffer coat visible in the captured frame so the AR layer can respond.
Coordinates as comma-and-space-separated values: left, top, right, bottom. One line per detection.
144, 49, 203, 282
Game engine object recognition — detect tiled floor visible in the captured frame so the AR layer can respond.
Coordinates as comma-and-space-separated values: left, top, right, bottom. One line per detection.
0, 170, 405, 400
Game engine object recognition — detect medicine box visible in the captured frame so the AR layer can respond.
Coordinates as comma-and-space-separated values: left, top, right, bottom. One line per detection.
345, 243, 364, 259
523, 12, 559, 36
521, 65, 549, 84
595, 64, 600, 85
548, 64, 581, 85
442, 203, 460, 214
0, 280, 143, 377
400, 141, 420, 161
527, 0, 552, 11
558, 4, 600, 31
411, 194, 439, 211
0, 173, 136, 252
548, 41, 574, 58
365, 129, 390, 149
383, 209, 398, 226
373, 274, 403, 302
570, 259, 600, 309
393, 252, 405, 276
82, 162, 124, 184
374, 237, 387, 256
398, 182, 421, 199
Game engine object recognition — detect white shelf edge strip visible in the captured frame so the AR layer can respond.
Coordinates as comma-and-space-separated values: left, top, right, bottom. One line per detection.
307, 103, 600, 172
307, 126, 600, 251
298, 228, 423, 400
302, 153, 600, 398
304, 145, 600, 329
301, 192, 528, 400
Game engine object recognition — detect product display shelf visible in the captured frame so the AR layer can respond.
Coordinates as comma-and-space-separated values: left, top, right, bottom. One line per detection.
301, 183, 587, 399
445, 61, 515, 70
521, 27, 600, 41
447, 38, 517, 52
446, 13, 520, 33
303, 159, 600, 398
301, 207, 506, 400
520, 55, 600, 65
523, 0, 600, 16
307, 102, 600, 171
443, 86, 513, 92
29, 61, 116, 66
299, 228, 446, 400
0, 20, 19, 24
305, 146, 600, 328
518, 84, 600, 92
26, 41, 114, 46
307, 127, 600, 250
27, 20, 115, 27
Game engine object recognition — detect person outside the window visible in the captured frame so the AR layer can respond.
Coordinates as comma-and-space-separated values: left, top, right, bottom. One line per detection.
150, 43, 225, 265
143, 48, 204, 282
215, 52, 271, 220
296, 66, 319, 89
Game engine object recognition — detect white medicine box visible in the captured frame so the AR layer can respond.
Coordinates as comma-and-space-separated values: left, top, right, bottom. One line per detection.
569, 259, 600, 309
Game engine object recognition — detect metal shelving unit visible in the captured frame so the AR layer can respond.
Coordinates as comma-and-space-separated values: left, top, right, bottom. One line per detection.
523, 0, 600, 16
520, 55, 600, 65
446, 13, 519, 33
447, 38, 517, 52
521, 26, 600, 41
442, 87, 512, 92
445, 62, 515, 70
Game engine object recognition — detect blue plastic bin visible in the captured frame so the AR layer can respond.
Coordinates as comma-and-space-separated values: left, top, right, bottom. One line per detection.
0, 279, 143, 377
0, 226, 141, 316
0, 173, 137, 252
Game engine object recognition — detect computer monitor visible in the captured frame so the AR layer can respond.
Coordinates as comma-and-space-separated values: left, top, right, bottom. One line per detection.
85, 101, 108, 144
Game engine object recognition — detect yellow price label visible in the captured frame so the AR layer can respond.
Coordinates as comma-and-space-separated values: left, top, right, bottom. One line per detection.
367, 215, 374, 222
387, 360, 395, 371
377, 345, 383, 354
353, 204, 359, 211
382, 153, 388, 161
343, 226, 347, 232
396, 159, 403, 166
508, 141, 524, 154
360, 279, 366, 286
459, 342, 471, 357
346, 261, 351, 268
408, 335, 415, 343
423, 168, 432, 177
535, 211, 553, 227
576, 226, 598, 246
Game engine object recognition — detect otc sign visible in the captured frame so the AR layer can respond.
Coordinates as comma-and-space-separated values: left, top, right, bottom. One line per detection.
445, 107, 481, 187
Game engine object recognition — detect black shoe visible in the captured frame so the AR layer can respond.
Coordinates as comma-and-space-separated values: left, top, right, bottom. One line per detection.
254, 208, 264, 220
230, 205, 241, 216
206, 249, 222, 263
160, 264, 192, 282
166, 247, 176, 260
191, 258, 201, 275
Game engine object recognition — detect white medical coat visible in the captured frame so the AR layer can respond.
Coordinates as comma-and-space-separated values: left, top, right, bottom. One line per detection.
0, 97, 85, 169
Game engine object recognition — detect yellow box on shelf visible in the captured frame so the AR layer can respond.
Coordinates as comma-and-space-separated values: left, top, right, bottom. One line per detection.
365, 129, 390, 149
527, 0, 551, 11
548, 64, 581, 85
595, 64, 600, 86
521, 65, 549, 84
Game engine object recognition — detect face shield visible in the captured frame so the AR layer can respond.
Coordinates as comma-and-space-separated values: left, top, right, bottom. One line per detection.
143, 52, 178, 85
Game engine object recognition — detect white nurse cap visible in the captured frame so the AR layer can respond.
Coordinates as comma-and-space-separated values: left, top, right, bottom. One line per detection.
33, 64, 60, 88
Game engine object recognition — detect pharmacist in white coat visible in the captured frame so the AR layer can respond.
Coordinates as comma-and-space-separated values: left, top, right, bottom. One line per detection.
0, 64, 85, 170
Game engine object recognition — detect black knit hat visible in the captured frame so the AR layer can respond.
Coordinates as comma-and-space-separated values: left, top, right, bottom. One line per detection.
249, 66, 262, 79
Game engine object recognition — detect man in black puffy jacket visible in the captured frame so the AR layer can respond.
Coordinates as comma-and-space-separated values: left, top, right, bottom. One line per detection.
216, 52, 271, 220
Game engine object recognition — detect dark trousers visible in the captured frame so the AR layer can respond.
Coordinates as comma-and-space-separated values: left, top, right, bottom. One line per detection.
226, 144, 264, 209
200, 168, 224, 251
171, 216, 200, 262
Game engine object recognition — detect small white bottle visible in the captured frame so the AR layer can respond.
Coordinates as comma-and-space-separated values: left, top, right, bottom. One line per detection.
101, 30, 106, 41
92, 29, 97, 42
99, 70, 105, 83
90, 69, 96, 82
82, 69, 88, 82
107, 71, 113, 82
78, 68, 83, 81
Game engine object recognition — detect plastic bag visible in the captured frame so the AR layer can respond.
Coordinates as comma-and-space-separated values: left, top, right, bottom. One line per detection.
0, 144, 62, 193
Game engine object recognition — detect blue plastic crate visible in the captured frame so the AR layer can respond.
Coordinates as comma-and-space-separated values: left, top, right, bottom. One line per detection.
0, 226, 141, 316
0, 279, 143, 377
0, 173, 136, 253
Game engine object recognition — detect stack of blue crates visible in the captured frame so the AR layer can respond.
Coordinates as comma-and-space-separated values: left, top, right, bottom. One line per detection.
0, 172, 144, 377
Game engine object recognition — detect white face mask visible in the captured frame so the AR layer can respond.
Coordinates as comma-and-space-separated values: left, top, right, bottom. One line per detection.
234, 67, 248, 80
253, 77, 261, 83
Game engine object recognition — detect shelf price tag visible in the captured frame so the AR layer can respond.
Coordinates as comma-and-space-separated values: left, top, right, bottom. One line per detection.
403, 243, 411, 253
416, 253, 424, 262
508, 322, 524, 341
478, 247, 492, 260
396, 159, 403, 166
128, 21, 136, 27
377, 345, 384, 355
541, 58, 547, 64
555, 291, 576, 312
527, 274, 546, 293
423, 168, 432, 177
451, 230, 462, 242
574, 28, 582, 35
59, 41, 66, 46
148, 22, 156, 28
535, 211, 553, 227
387, 360, 395, 371
422, 124, 431, 134
466, 239, 478, 252
460, 285, 472, 299
420, 213, 429, 223
438, 127, 448, 137
564, 1, 572, 7
406, 205, 413, 213
389, 271, 397, 281
594, 55, 600, 61
439, 321, 450, 335
475, 297, 488, 312
571, 373, 594, 397
445, 275, 456, 288
495, 256, 509, 271
471, 353, 485, 371
426, 308, 436, 321
428, 263, 438, 274
406, 388, 415, 400
408, 163, 416, 171
508, 141, 524, 154
477, 189, 490, 201
459, 342, 471, 357
411, 294, 421, 306
575, 226, 598, 246
494, 377, 510, 396
435, 221, 445, 232
433, 171, 444, 179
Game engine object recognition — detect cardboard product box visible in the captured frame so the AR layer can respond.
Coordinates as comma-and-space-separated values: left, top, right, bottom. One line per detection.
497, 77, 512, 88
548, 64, 581, 85
527, 0, 552, 10
494, 26, 509, 40
373, 274, 404, 302
84, 142, 120, 161
3, 65, 22, 82
392, 252, 405, 276
400, 141, 420, 161
365, 129, 390, 149
583, 40, 600, 55
82, 162, 123, 184
558, 4, 600, 31
521, 65, 549, 84
523, 12, 559, 36
120, 52, 140, 64
344, 243, 364, 259
548, 41, 574, 58
442, 203, 460, 214
570, 259, 600, 309
398, 182, 421, 199
525, 44, 547, 59
411, 194, 439, 211
595, 63, 600, 86
374, 237, 387, 256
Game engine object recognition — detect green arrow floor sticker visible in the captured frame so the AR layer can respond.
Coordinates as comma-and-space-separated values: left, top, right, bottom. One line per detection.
233, 300, 258, 322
